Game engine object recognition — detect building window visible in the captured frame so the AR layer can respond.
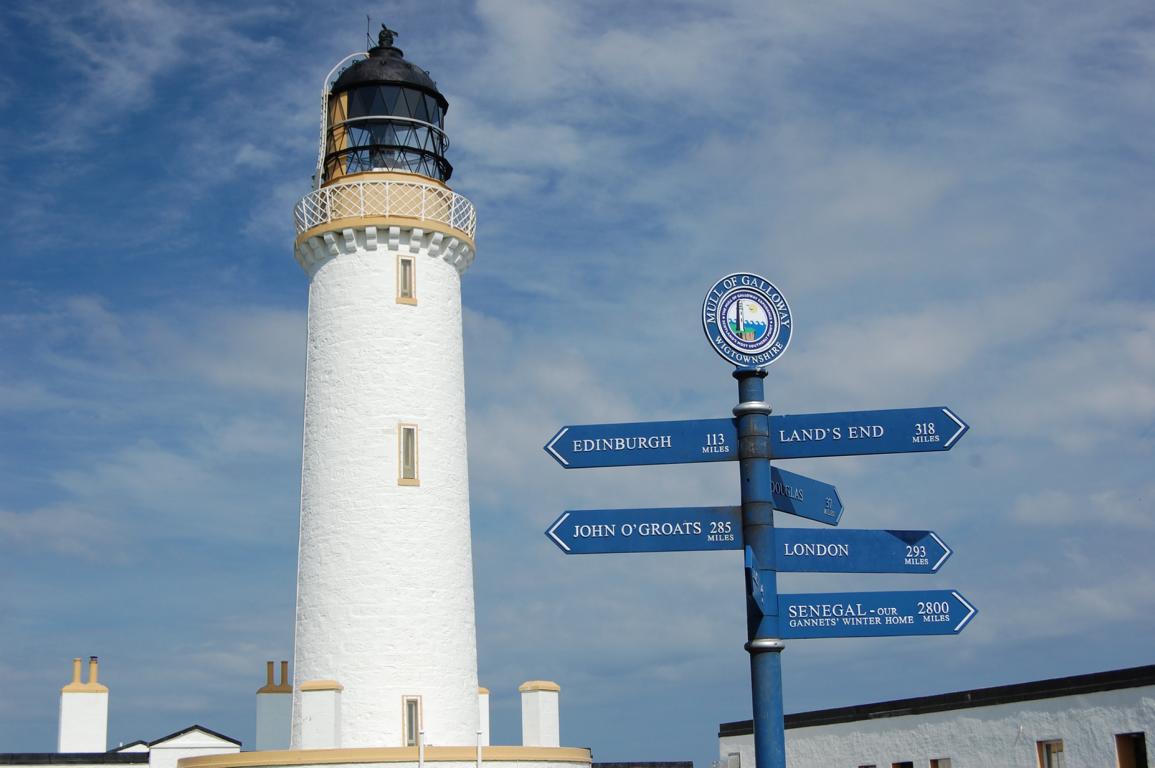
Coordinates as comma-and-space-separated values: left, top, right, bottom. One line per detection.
402, 696, 421, 747
397, 255, 416, 304
1037, 740, 1065, 768
398, 424, 419, 485
1117, 733, 1149, 768
891, 762, 913, 768
930, 760, 952, 768
725, 753, 740, 768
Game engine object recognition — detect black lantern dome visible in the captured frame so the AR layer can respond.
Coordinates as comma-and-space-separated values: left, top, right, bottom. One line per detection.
322, 25, 452, 184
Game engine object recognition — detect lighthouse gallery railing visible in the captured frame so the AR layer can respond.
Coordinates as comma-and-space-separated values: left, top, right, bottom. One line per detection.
294, 179, 477, 240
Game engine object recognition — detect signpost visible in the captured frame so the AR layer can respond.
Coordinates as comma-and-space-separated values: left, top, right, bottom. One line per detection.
778, 590, 977, 638
543, 272, 974, 768
771, 407, 969, 459
544, 418, 736, 468
770, 467, 842, 525
774, 529, 951, 574
545, 506, 741, 554
543, 407, 968, 469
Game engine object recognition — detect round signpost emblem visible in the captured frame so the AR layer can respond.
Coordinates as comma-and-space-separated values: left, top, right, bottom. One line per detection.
702, 273, 793, 368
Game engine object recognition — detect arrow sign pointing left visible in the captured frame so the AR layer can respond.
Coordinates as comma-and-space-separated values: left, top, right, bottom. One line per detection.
544, 418, 737, 468
544, 406, 968, 468
546, 507, 741, 554
544, 472, 844, 555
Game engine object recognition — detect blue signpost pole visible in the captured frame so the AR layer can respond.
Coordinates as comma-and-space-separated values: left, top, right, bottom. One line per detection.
734, 368, 786, 768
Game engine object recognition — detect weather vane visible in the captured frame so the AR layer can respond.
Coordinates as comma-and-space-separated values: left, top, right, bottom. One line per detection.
378, 23, 398, 49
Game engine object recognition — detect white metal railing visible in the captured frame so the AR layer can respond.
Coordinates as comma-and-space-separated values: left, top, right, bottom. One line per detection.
294, 179, 477, 240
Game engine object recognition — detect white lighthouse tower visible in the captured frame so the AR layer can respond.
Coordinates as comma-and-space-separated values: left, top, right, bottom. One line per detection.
182, 25, 590, 768
289, 24, 479, 749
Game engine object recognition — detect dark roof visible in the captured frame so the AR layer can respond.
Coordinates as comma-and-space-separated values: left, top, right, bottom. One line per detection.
109, 743, 146, 753
593, 764, 694, 768
331, 43, 447, 109
148, 725, 240, 748
0, 755, 147, 765
719, 664, 1155, 737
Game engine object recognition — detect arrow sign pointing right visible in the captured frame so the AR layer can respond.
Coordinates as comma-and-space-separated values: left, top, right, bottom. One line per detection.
771, 467, 843, 525
771, 407, 969, 459
779, 590, 977, 638
774, 529, 951, 573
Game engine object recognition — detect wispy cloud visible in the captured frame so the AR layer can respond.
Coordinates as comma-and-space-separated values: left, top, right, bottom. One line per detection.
0, 504, 122, 559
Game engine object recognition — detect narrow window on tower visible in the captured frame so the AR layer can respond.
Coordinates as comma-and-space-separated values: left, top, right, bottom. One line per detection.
398, 423, 419, 485
402, 696, 422, 747
397, 255, 417, 304
1037, 740, 1065, 768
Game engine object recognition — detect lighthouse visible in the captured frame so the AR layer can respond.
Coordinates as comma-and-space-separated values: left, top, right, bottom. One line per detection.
289, 24, 480, 749
176, 26, 590, 768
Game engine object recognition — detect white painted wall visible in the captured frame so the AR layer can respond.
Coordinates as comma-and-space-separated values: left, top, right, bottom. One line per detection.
148, 731, 238, 768
58, 691, 108, 753
719, 686, 1155, 768
256, 690, 292, 750
292, 224, 479, 749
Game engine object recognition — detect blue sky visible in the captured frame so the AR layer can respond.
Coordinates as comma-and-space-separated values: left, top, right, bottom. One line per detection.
1, 1, 1153, 766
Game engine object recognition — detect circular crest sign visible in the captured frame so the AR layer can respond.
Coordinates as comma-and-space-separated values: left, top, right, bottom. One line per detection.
702, 273, 793, 368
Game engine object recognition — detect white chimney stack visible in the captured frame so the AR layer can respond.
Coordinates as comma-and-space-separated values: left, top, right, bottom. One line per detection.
298, 679, 343, 749
519, 680, 560, 748
256, 661, 292, 751
58, 656, 109, 753
477, 687, 490, 747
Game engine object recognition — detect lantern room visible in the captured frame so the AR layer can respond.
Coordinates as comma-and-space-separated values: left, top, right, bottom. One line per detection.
322, 25, 452, 185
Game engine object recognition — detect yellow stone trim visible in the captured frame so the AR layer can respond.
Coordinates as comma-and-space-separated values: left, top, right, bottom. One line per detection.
299, 680, 343, 692
327, 171, 453, 191
400, 695, 422, 748
478, 686, 490, 695
258, 661, 292, 694
398, 423, 420, 487
295, 216, 474, 253
518, 680, 561, 693
396, 254, 417, 305
179, 746, 591, 768
61, 657, 109, 693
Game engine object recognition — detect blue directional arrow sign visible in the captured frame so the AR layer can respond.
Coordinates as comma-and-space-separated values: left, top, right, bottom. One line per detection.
774, 529, 951, 573
544, 418, 737, 468
771, 467, 842, 525
779, 590, 977, 639
770, 407, 968, 459
745, 547, 773, 616
545, 506, 741, 554
545, 407, 967, 468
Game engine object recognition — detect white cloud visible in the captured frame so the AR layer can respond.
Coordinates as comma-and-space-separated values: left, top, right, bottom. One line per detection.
0, 504, 122, 559
1012, 487, 1155, 530
22, 0, 286, 150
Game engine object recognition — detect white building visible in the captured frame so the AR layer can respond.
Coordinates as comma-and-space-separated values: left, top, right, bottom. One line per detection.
718, 664, 1154, 768
0, 657, 241, 768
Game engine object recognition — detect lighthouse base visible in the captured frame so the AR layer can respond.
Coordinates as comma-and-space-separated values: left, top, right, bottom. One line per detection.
178, 746, 592, 768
